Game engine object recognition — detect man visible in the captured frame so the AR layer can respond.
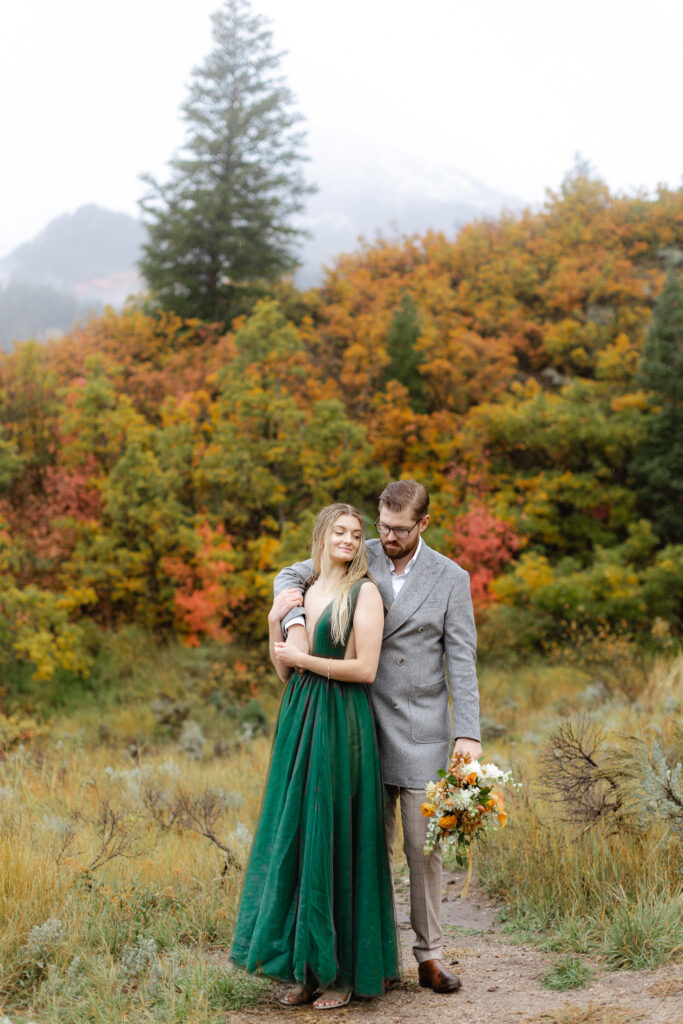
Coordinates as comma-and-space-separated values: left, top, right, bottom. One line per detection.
275, 479, 482, 994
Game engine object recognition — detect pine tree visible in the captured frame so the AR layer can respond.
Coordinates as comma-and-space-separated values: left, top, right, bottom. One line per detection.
139, 0, 313, 323
382, 292, 428, 412
632, 264, 683, 544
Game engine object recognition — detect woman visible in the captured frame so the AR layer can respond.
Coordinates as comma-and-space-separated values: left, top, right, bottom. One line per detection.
231, 504, 399, 1009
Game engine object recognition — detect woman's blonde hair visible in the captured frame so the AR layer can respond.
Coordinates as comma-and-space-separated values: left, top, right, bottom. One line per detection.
310, 503, 369, 645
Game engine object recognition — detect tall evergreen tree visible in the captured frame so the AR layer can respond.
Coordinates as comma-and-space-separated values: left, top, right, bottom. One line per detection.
382, 292, 428, 412
632, 264, 683, 544
138, 0, 313, 323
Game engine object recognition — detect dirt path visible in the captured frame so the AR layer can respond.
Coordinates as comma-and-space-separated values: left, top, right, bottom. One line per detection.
225, 868, 683, 1024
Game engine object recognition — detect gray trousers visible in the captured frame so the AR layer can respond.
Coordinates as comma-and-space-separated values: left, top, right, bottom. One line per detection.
384, 784, 443, 963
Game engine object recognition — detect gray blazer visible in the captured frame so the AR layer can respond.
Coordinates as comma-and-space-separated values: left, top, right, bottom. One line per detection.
274, 538, 480, 789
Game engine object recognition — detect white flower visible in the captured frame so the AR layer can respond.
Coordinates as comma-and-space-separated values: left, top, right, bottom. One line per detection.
451, 789, 473, 811
479, 762, 506, 781
425, 781, 438, 800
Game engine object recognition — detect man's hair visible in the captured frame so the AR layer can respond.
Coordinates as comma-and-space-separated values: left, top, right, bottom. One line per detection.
378, 479, 429, 520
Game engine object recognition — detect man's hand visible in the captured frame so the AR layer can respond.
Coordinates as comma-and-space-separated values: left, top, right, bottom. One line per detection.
268, 587, 303, 624
454, 737, 483, 761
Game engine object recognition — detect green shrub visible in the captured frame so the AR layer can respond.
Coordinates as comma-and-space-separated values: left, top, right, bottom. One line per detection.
541, 954, 595, 990
601, 894, 683, 970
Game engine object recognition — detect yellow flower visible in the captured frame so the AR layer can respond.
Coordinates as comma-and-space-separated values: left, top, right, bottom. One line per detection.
421, 802, 435, 817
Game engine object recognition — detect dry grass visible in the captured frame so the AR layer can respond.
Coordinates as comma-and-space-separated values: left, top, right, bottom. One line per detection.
0, 741, 273, 1020
1, 642, 681, 1021
476, 655, 683, 968
647, 974, 683, 998
522, 1004, 646, 1024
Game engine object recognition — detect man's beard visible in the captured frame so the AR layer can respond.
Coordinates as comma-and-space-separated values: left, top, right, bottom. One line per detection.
381, 534, 419, 562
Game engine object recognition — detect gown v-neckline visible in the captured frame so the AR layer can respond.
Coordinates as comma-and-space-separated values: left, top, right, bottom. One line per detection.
304, 594, 335, 652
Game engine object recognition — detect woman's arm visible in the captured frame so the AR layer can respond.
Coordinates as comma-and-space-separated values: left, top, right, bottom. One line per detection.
268, 588, 308, 683
273, 581, 383, 684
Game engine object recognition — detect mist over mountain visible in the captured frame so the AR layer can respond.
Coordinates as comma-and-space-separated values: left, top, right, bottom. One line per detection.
1, 205, 145, 296
298, 136, 522, 284
0, 154, 522, 347
0, 205, 145, 349
0, 281, 98, 351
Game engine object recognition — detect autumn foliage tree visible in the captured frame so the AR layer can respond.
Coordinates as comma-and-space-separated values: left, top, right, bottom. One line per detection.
1, 172, 683, 680
446, 503, 522, 609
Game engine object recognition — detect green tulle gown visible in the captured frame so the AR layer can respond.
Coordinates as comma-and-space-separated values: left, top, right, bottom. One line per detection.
231, 582, 400, 996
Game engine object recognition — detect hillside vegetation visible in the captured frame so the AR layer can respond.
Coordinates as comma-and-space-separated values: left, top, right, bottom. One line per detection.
0, 172, 681, 689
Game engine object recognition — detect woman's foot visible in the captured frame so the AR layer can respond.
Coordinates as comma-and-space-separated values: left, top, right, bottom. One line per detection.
278, 983, 318, 1006
313, 988, 352, 1009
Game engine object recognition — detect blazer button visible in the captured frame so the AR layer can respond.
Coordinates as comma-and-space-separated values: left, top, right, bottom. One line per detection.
397, 657, 405, 665
392, 702, 400, 710
418, 626, 425, 633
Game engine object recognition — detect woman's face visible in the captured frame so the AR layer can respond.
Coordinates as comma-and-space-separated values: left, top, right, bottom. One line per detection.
326, 513, 363, 563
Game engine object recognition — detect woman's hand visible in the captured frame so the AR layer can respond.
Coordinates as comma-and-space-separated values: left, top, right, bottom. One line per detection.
268, 587, 303, 623
273, 639, 305, 669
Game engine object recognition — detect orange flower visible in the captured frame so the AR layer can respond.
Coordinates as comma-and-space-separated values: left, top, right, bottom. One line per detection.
421, 802, 435, 818
488, 791, 505, 811
498, 811, 508, 828
438, 814, 457, 831
466, 771, 478, 785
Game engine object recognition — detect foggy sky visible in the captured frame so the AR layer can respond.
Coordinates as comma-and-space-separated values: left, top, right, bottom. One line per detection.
1, 0, 681, 257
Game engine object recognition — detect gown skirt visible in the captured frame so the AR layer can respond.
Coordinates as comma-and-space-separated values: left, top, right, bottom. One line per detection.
230, 587, 400, 996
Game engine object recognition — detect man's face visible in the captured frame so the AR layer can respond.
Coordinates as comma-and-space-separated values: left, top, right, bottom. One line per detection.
376, 502, 428, 560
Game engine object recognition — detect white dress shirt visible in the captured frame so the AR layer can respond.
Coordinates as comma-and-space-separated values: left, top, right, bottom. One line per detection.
386, 536, 422, 598
287, 537, 424, 631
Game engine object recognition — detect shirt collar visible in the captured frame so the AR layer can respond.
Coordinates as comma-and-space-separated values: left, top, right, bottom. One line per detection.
387, 536, 423, 577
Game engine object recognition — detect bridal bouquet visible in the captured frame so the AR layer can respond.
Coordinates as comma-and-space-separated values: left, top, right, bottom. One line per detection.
421, 752, 516, 867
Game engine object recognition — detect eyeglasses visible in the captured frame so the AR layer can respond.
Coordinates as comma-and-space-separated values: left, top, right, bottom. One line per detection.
374, 518, 420, 540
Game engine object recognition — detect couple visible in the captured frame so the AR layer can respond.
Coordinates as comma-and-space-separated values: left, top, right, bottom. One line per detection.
231, 480, 482, 1009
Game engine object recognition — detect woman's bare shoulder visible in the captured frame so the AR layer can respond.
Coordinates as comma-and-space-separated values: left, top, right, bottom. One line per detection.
355, 578, 383, 609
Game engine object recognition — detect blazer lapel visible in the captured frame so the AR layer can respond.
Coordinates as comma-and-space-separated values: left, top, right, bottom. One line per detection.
382, 543, 443, 639
368, 543, 395, 609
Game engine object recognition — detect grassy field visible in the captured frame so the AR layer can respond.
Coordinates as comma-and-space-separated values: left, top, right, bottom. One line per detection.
475, 651, 683, 972
0, 631, 681, 1021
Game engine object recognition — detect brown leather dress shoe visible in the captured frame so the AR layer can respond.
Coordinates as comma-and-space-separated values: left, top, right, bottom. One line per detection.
418, 958, 462, 993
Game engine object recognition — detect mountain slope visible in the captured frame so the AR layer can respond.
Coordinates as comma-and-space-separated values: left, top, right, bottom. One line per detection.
0, 205, 145, 295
